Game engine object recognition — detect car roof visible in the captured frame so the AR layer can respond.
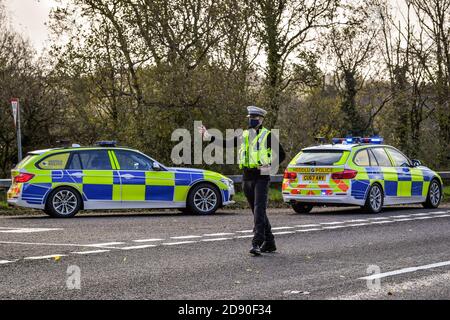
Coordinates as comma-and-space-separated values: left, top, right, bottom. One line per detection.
28, 147, 139, 155
302, 144, 391, 151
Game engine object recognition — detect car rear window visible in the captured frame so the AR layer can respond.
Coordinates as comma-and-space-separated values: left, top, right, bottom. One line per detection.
295, 150, 345, 166
37, 153, 71, 170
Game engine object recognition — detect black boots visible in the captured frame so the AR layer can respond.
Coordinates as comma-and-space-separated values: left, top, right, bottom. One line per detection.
249, 244, 261, 256
261, 241, 277, 253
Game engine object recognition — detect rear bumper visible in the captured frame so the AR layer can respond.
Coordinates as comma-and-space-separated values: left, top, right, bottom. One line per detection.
7, 198, 44, 210
283, 194, 364, 206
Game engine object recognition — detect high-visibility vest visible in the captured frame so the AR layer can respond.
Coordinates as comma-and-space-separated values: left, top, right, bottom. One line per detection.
239, 127, 272, 169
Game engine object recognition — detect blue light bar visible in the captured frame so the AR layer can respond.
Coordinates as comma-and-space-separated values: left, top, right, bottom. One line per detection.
332, 136, 384, 145
96, 140, 117, 147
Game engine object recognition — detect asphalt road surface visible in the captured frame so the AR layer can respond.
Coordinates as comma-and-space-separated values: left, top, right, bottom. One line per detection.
0, 205, 449, 300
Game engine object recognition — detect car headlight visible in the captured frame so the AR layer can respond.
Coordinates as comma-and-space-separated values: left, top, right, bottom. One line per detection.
220, 178, 234, 190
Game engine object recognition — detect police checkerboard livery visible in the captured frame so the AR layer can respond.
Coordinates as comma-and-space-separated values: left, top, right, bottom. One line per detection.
282, 136, 444, 214
7, 144, 235, 217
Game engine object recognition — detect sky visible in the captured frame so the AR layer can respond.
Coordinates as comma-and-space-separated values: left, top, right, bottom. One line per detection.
4, 0, 410, 54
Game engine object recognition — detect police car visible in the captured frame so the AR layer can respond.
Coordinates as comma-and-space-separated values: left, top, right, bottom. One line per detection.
282, 136, 444, 214
7, 142, 235, 218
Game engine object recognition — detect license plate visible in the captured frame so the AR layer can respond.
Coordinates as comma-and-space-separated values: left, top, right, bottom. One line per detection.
302, 175, 326, 182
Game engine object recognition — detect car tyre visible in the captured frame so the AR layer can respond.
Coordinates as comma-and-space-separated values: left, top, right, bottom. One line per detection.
187, 183, 221, 215
45, 186, 82, 218
362, 183, 384, 214
291, 203, 314, 214
423, 179, 442, 209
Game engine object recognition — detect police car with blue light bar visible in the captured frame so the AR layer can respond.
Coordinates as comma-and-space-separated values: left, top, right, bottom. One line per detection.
282, 136, 444, 214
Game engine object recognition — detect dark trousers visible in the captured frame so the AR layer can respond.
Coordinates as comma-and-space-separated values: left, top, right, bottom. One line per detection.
243, 178, 275, 246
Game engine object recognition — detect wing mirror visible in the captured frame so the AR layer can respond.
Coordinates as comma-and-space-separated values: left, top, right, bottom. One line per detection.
411, 159, 422, 167
153, 162, 161, 170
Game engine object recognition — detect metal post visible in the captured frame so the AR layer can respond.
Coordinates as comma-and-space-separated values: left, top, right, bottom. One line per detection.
17, 100, 22, 162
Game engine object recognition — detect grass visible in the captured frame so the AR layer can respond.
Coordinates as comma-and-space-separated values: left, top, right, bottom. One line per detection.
230, 187, 288, 209
444, 186, 450, 202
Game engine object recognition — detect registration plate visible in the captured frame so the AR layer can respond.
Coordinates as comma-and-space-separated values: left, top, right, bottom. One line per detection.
302, 175, 326, 182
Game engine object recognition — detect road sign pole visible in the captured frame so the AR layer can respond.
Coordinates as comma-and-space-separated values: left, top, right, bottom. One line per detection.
11, 98, 22, 162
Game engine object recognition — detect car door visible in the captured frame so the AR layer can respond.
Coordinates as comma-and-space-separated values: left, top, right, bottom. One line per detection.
112, 149, 175, 208
66, 149, 118, 209
385, 147, 420, 201
369, 147, 399, 203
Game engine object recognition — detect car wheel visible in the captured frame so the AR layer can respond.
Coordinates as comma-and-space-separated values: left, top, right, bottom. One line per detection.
45, 187, 82, 218
423, 179, 442, 209
362, 183, 384, 214
291, 203, 314, 214
187, 183, 221, 215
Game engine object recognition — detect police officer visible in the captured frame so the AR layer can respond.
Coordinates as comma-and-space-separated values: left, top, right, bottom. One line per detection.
199, 106, 286, 256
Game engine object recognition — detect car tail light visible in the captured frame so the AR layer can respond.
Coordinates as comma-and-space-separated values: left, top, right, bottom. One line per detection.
331, 170, 357, 180
284, 171, 297, 180
14, 173, 35, 183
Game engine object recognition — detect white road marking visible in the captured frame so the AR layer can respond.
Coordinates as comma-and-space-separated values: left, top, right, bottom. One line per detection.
297, 228, 322, 232
89, 242, 125, 247
0, 227, 63, 233
347, 223, 370, 227
271, 226, 295, 230
391, 215, 413, 218
170, 235, 202, 240
428, 211, 446, 215
201, 238, 231, 242
235, 235, 254, 239
0, 260, 15, 264
368, 217, 392, 220
272, 231, 296, 235
433, 215, 450, 218
347, 219, 368, 223
322, 226, 346, 229
72, 250, 110, 255
320, 222, 345, 225
359, 260, 450, 280
414, 216, 434, 220
133, 238, 164, 243
24, 254, 66, 260
162, 241, 197, 246
410, 213, 430, 216
236, 230, 253, 233
371, 221, 394, 224
121, 245, 157, 250
295, 224, 321, 228
203, 233, 235, 237
393, 218, 414, 222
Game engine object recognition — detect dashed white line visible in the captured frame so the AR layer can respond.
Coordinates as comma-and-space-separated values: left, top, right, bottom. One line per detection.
121, 245, 157, 250
347, 223, 370, 227
90, 242, 126, 247
271, 226, 295, 230
295, 224, 321, 228
393, 218, 414, 222
72, 250, 110, 255
24, 254, 66, 260
236, 230, 253, 233
322, 226, 347, 229
272, 231, 296, 235
133, 238, 164, 243
162, 241, 197, 246
170, 235, 202, 240
203, 233, 235, 237
297, 228, 322, 232
321, 222, 345, 225
201, 238, 231, 242
371, 221, 394, 224
359, 260, 450, 280
0, 260, 15, 265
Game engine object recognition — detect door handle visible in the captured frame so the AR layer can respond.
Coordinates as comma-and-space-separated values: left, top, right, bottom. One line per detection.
121, 174, 134, 179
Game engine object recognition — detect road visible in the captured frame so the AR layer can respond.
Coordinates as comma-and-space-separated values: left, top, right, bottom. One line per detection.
0, 205, 449, 300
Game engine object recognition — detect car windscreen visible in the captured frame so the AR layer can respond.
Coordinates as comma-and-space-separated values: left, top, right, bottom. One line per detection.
295, 150, 345, 166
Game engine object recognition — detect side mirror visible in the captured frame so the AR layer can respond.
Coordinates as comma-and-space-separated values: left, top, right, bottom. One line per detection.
152, 162, 161, 170
411, 159, 422, 167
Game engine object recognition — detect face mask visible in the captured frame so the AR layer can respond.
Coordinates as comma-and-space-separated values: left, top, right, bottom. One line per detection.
248, 118, 261, 129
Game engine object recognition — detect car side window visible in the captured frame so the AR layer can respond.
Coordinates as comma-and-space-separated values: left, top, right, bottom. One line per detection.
386, 148, 411, 167
114, 150, 153, 171
354, 150, 370, 166
371, 148, 392, 167
74, 150, 112, 170
67, 152, 82, 170
37, 153, 70, 170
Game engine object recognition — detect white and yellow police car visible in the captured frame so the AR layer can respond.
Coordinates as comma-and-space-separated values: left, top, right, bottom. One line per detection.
282, 137, 444, 214
7, 142, 235, 217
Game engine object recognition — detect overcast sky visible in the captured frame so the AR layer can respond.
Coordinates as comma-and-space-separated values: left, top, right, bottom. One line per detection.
4, 0, 409, 54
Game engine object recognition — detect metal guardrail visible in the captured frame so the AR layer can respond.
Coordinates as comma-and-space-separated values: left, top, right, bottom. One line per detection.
1, 171, 449, 188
